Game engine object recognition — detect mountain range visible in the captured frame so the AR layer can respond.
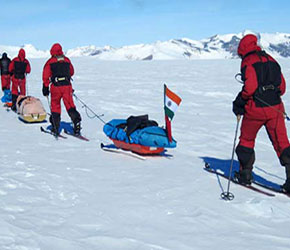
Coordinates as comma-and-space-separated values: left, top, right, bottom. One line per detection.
1, 30, 290, 60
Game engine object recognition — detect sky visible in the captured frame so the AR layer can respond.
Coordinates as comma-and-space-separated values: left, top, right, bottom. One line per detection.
1, 0, 290, 50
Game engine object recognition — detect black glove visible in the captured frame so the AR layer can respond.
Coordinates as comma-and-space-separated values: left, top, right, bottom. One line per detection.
233, 92, 247, 116
42, 85, 49, 96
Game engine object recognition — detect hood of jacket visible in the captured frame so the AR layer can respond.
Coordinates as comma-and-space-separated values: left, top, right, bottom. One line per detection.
18, 49, 25, 61
50, 43, 64, 56
237, 34, 261, 58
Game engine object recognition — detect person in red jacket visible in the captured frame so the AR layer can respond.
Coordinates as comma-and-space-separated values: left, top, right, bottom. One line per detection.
42, 43, 81, 136
0, 52, 12, 104
233, 34, 290, 193
0, 52, 11, 91
9, 48, 31, 111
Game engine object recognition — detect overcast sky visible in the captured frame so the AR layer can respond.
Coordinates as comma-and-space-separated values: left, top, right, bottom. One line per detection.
1, 0, 289, 50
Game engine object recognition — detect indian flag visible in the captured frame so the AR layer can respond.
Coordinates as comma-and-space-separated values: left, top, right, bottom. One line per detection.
164, 84, 182, 120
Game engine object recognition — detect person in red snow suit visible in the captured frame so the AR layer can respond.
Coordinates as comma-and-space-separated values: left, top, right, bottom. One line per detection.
233, 34, 290, 193
42, 43, 81, 136
0, 52, 11, 91
9, 49, 31, 111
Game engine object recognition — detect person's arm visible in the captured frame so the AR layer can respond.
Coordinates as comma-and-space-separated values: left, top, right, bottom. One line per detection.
8, 59, 14, 74
241, 64, 258, 100
68, 59, 74, 77
26, 60, 31, 74
279, 73, 286, 96
42, 60, 51, 87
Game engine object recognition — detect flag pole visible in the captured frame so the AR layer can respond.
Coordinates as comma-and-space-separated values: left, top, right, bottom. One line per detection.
164, 84, 173, 142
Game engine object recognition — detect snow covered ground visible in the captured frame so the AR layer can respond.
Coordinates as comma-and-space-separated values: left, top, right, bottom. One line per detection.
1, 58, 290, 250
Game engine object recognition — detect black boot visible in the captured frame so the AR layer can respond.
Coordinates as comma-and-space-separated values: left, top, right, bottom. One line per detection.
11, 94, 18, 112
279, 147, 290, 193
282, 165, 290, 193
73, 121, 81, 135
68, 107, 82, 135
235, 145, 255, 185
50, 112, 60, 136
235, 169, 253, 185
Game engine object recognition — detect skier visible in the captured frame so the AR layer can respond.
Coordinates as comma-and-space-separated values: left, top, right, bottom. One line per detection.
0, 52, 12, 104
0, 52, 11, 91
42, 43, 81, 136
9, 49, 31, 111
233, 34, 290, 193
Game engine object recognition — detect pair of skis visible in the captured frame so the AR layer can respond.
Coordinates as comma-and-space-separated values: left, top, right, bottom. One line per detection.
205, 163, 290, 198
40, 126, 89, 141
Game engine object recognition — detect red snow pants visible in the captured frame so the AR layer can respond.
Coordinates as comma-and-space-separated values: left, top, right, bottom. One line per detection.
1, 75, 11, 90
239, 114, 290, 157
50, 85, 76, 114
11, 77, 26, 95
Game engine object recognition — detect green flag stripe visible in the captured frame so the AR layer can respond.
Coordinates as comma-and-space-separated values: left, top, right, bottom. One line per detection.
165, 106, 174, 120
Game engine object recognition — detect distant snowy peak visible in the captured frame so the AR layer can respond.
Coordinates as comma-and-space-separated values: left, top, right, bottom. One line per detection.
0, 44, 49, 59
1, 31, 290, 60
71, 31, 290, 60
66, 45, 114, 57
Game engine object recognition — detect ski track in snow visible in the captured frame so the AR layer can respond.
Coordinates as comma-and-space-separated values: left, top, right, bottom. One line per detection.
0, 58, 290, 250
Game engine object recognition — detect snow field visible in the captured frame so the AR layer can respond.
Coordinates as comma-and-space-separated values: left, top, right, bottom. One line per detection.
0, 58, 290, 249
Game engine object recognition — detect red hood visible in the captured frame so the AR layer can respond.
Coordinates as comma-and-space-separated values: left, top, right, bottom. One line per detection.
237, 34, 261, 58
18, 49, 26, 61
50, 43, 64, 56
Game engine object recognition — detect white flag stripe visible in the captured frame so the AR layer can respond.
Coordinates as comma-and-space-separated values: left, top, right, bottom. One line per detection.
165, 96, 179, 113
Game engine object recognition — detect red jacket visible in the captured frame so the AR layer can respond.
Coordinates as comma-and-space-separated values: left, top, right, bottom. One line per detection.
9, 49, 31, 78
238, 34, 286, 120
42, 43, 74, 87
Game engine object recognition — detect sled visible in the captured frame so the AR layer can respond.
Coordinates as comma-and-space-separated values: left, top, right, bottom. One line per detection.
4, 102, 12, 107
19, 113, 47, 123
103, 115, 176, 156
111, 139, 165, 155
17, 95, 47, 123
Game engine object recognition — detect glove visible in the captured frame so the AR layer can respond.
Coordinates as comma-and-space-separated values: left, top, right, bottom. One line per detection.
42, 85, 49, 96
232, 92, 247, 116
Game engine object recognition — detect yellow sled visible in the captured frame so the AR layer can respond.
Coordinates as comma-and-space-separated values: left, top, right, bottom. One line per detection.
17, 95, 47, 123
19, 113, 47, 123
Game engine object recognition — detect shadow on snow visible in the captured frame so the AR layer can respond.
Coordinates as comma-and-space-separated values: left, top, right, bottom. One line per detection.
46, 121, 74, 134
200, 156, 283, 190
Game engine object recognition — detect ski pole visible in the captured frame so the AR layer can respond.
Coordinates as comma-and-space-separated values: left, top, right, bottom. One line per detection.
73, 93, 106, 124
221, 115, 241, 201
25, 73, 29, 96
254, 96, 290, 121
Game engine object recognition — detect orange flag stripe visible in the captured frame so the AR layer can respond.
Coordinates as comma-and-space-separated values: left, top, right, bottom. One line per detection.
166, 87, 182, 105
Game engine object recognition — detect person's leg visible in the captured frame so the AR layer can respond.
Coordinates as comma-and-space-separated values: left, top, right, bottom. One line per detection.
266, 114, 290, 193
11, 77, 19, 111
62, 86, 82, 135
50, 86, 62, 134
279, 147, 290, 193
235, 116, 264, 184
1, 75, 11, 91
19, 79, 26, 96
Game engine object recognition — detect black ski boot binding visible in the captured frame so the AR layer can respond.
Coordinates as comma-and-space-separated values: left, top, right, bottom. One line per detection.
51, 126, 59, 137
73, 122, 81, 136
235, 169, 253, 185
282, 179, 290, 193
